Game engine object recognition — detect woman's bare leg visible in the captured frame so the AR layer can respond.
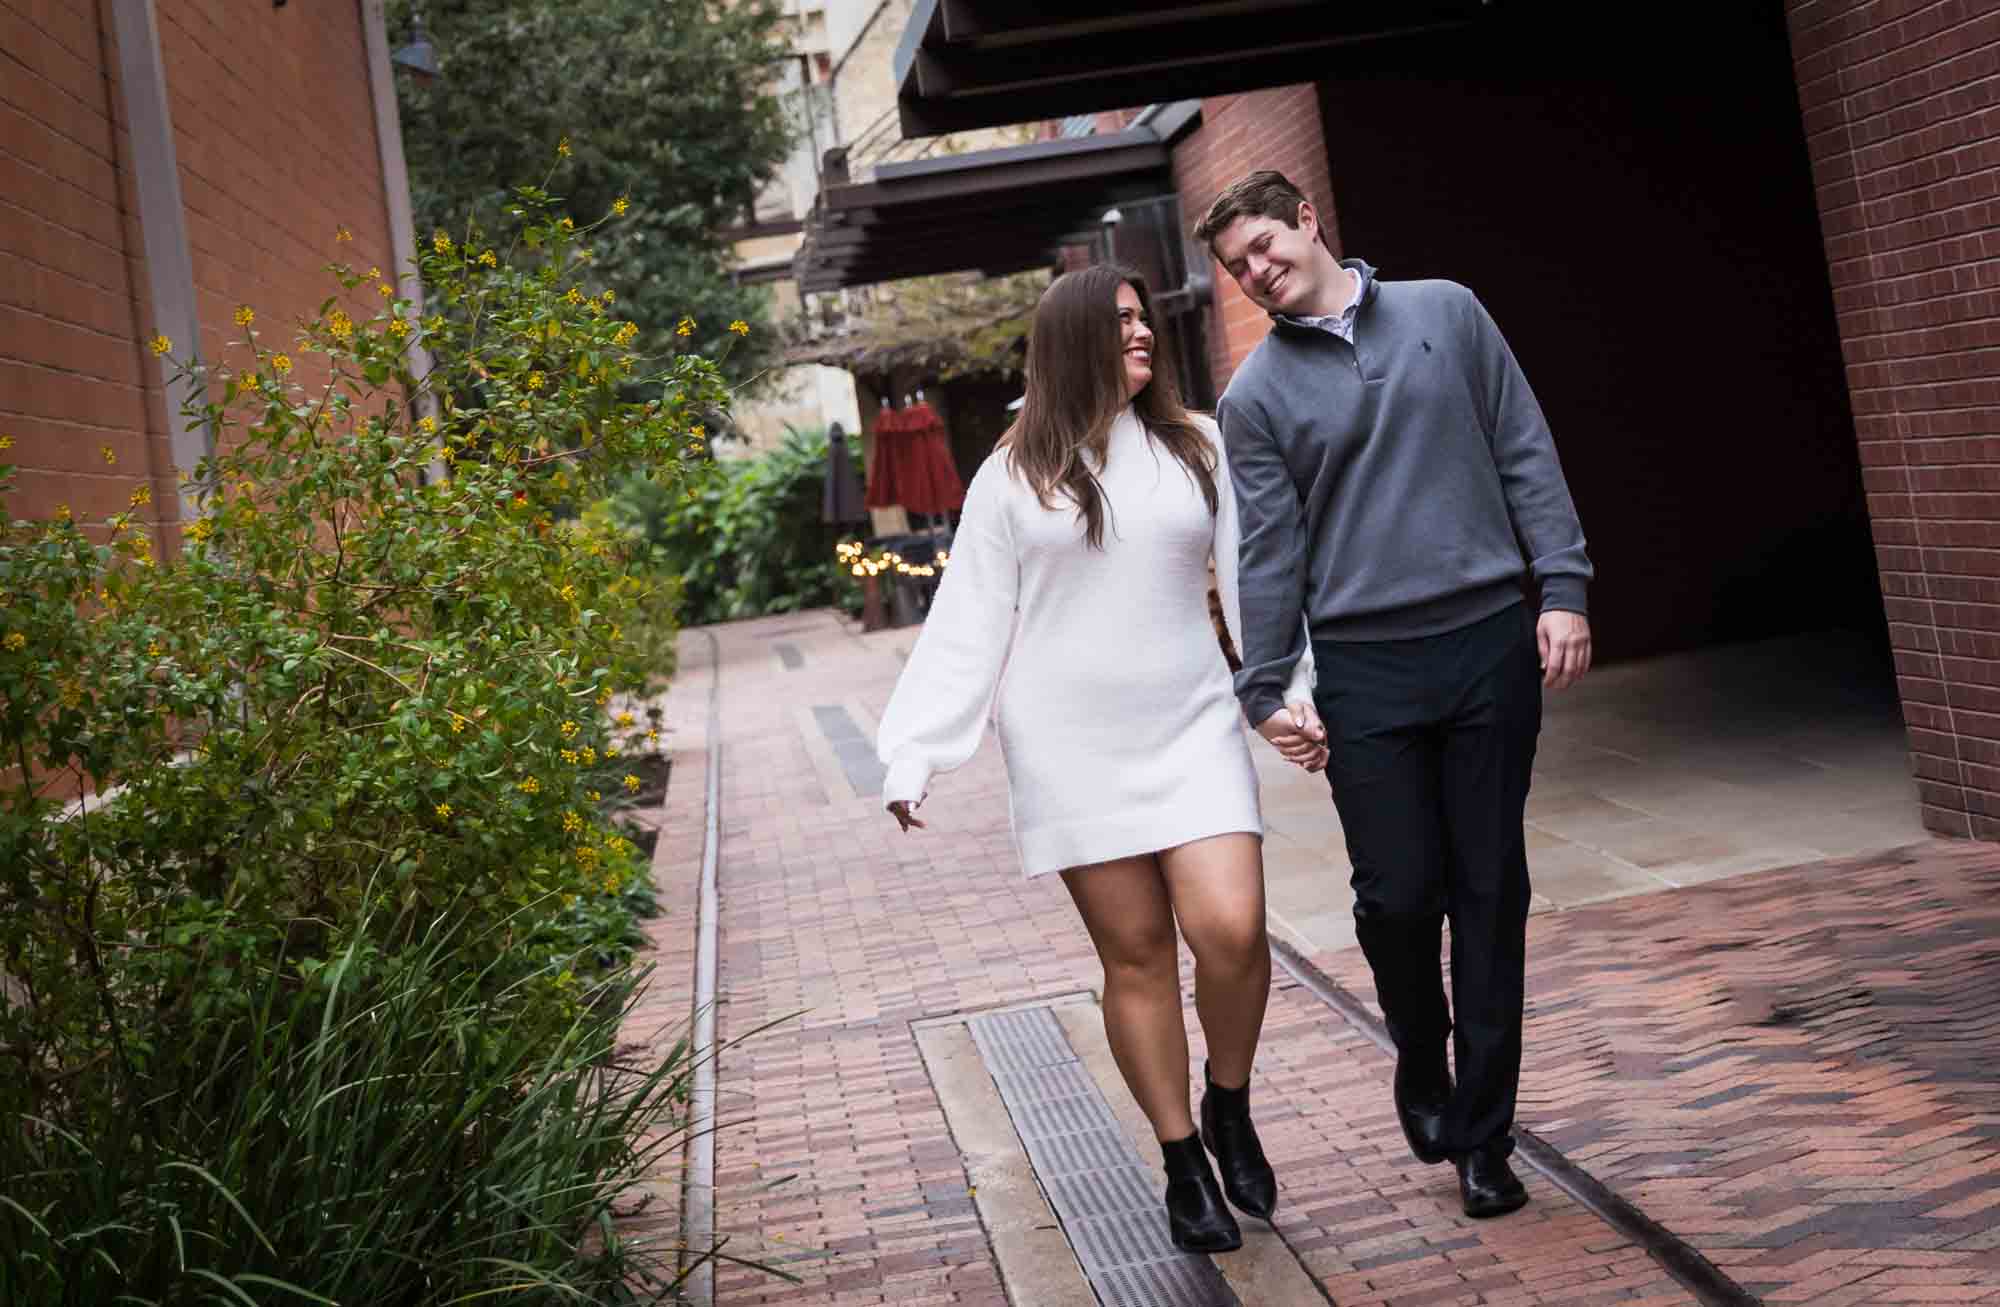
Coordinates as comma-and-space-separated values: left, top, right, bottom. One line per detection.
1062, 855, 1194, 1141
1159, 833, 1270, 1089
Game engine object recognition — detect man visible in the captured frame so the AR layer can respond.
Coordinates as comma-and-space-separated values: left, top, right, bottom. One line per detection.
1196, 170, 1592, 1219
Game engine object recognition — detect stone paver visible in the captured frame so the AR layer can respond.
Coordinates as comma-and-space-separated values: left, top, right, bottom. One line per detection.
621, 607, 2000, 1304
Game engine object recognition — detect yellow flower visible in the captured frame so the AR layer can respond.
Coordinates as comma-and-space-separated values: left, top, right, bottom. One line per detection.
58, 679, 81, 709
327, 309, 354, 342
518, 777, 541, 795
478, 249, 497, 268
435, 802, 453, 820
675, 317, 694, 337
272, 354, 293, 375
596, 689, 612, 706
388, 318, 410, 338
0, 435, 12, 450
616, 711, 635, 728
53, 503, 71, 522
613, 322, 638, 347
129, 484, 151, 508
564, 288, 583, 306
147, 641, 163, 657
559, 720, 579, 739
558, 583, 576, 602
526, 370, 545, 391
149, 334, 171, 356
562, 810, 584, 833
646, 729, 660, 747
433, 230, 453, 254
418, 415, 438, 434
2, 633, 23, 652
335, 226, 354, 243
580, 746, 597, 765
605, 742, 621, 758
557, 135, 572, 157
560, 748, 579, 764
435, 445, 453, 464
586, 789, 602, 803
558, 217, 574, 232
186, 518, 214, 543
612, 196, 629, 217
729, 320, 750, 336
234, 305, 254, 327
601, 290, 615, 304
690, 424, 705, 440
449, 715, 467, 734
623, 773, 641, 793
100, 444, 116, 465
367, 266, 382, 279
376, 282, 395, 298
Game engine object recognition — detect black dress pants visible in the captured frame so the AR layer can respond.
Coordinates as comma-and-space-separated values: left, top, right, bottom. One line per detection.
1310, 601, 1541, 1157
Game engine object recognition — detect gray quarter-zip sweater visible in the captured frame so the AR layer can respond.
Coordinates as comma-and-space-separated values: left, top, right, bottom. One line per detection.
1219, 259, 1591, 726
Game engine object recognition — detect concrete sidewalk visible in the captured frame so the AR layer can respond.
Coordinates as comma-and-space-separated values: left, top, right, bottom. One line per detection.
623, 608, 1998, 1305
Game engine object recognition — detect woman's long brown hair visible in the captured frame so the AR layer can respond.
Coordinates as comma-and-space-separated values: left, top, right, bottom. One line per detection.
1003, 263, 1217, 549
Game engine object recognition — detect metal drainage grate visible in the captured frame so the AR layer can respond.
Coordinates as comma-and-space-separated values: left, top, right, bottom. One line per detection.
967, 1006, 1238, 1306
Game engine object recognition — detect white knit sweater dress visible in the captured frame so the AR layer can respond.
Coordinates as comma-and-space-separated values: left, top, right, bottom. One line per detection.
877, 408, 1314, 878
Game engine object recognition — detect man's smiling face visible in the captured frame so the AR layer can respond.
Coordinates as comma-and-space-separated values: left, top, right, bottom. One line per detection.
1211, 205, 1326, 316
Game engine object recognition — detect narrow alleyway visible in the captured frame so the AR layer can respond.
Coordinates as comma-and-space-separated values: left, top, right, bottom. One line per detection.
625, 608, 2000, 1305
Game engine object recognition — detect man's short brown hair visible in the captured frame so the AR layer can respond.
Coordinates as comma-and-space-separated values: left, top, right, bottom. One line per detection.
1192, 169, 1316, 250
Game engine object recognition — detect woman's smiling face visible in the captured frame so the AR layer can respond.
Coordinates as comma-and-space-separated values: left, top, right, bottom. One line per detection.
1116, 281, 1154, 401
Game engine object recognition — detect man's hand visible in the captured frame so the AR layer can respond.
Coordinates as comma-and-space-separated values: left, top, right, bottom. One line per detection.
1258, 701, 1329, 773
1537, 610, 1593, 690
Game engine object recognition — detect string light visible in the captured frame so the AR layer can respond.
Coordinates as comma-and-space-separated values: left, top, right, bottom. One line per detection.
833, 538, 947, 580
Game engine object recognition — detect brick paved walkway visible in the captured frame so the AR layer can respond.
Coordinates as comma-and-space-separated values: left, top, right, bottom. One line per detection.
623, 608, 2000, 1305
1314, 845, 2000, 1303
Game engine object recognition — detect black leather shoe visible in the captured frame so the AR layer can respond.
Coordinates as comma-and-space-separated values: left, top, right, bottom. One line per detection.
1456, 1143, 1529, 1219
1161, 1133, 1242, 1253
1394, 1051, 1453, 1166
1200, 1063, 1277, 1221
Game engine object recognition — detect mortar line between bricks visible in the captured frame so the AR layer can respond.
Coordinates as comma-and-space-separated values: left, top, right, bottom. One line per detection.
1268, 935, 1764, 1307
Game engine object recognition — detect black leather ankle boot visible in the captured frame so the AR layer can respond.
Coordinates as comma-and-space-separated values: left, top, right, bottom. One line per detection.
1160, 1132, 1242, 1253
1199, 1062, 1277, 1221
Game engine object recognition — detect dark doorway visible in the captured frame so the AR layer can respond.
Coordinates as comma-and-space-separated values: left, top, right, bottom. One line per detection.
1315, 5, 1887, 673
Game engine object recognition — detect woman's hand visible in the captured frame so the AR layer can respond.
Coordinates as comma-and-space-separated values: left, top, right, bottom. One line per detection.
888, 800, 927, 833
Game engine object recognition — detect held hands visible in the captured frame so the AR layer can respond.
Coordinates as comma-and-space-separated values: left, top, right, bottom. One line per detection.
1537, 610, 1593, 690
1258, 700, 1328, 774
887, 799, 927, 833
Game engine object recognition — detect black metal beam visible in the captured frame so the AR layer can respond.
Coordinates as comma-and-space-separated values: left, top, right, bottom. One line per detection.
934, 0, 1328, 50
896, 0, 1492, 136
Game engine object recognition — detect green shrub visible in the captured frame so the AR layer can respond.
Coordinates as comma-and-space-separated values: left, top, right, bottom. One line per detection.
609, 428, 856, 626
0, 172, 757, 1298
1, 916, 706, 1304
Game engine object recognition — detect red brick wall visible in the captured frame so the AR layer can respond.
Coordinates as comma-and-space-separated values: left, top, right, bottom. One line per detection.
1170, 85, 1335, 391
1787, 0, 2000, 838
1, 0, 396, 546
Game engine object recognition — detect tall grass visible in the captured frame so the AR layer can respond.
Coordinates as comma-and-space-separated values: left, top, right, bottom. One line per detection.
0, 916, 725, 1305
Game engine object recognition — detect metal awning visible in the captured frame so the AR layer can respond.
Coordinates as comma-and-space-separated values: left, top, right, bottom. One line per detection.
892, 0, 1496, 136
794, 114, 1190, 294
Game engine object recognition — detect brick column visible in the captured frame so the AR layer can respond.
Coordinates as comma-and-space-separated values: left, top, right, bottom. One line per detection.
1787, 2, 2000, 839
1170, 85, 1336, 391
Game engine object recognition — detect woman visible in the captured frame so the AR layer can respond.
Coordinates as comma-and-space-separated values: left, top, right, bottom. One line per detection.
875, 265, 1324, 1253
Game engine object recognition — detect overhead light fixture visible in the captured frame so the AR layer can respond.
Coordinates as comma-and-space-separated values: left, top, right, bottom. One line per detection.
392, 11, 440, 82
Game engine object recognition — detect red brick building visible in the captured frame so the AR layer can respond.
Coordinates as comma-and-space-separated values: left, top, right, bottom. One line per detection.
2, 0, 417, 553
